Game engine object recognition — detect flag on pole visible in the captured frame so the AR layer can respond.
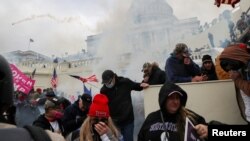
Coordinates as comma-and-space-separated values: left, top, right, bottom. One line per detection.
69, 74, 98, 83
30, 38, 34, 42
86, 75, 98, 82
51, 68, 58, 88
30, 68, 36, 79
83, 84, 92, 96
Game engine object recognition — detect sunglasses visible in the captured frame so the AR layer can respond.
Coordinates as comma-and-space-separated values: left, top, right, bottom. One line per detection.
92, 117, 108, 124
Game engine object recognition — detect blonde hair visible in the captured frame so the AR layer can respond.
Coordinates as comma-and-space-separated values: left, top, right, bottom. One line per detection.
80, 116, 120, 141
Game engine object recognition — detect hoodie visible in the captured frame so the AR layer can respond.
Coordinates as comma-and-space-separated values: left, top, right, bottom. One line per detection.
220, 45, 250, 96
138, 83, 206, 141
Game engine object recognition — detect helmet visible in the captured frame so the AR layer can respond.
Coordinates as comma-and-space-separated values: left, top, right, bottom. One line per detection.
0, 54, 14, 110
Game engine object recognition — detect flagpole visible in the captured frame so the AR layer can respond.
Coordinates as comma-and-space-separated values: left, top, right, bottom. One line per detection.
28, 40, 31, 51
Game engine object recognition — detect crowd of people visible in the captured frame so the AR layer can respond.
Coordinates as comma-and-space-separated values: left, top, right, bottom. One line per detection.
1, 10, 250, 141
1, 39, 250, 140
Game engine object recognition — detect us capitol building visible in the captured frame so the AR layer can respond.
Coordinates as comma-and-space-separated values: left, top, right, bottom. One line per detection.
2, 0, 249, 94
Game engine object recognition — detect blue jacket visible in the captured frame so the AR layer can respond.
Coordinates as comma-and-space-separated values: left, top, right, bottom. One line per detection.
165, 54, 201, 83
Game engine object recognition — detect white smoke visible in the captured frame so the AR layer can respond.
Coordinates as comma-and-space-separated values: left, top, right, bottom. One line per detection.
11, 14, 93, 31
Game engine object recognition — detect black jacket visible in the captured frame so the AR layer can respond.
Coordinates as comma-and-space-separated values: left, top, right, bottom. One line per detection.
100, 75, 143, 126
138, 109, 206, 141
33, 114, 65, 136
62, 100, 88, 136
144, 66, 166, 85
200, 65, 218, 81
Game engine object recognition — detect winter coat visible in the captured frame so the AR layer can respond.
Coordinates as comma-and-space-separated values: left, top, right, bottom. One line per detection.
62, 100, 88, 136
100, 75, 143, 126
220, 45, 250, 96
200, 65, 218, 81
138, 83, 207, 141
33, 114, 66, 136
165, 54, 201, 83
215, 55, 230, 80
144, 65, 166, 85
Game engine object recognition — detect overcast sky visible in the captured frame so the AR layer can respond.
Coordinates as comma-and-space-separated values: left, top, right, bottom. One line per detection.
0, 0, 232, 57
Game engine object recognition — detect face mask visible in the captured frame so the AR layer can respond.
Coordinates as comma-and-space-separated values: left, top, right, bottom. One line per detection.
52, 111, 63, 119
105, 82, 114, 88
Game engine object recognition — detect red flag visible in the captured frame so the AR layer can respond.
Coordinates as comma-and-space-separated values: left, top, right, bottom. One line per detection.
51, 68, 58, 88
69, 74, 98, 83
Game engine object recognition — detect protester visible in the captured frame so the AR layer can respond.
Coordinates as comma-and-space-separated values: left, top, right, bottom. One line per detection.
0, 54, 65, 141
220, 43, 250, 124
77, 94, 123, 141
165, 43, 203, 83
200, 54, 218, 81
138, 82, 208, 141
100, 70, 149, 141
33, 97, 66, 136
62, 93, 92, 136
141, 62, 166, 85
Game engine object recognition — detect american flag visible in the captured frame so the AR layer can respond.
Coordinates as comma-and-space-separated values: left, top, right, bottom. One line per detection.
51, 68, 58, 88
69, 74, 98, 83
215, 0, 240, 8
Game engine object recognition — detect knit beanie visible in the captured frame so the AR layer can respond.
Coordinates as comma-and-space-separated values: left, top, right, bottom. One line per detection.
88, 94, 110, 118
202, 55, 212, 63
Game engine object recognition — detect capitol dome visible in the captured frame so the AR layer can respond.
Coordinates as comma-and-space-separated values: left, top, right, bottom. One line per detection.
129, 0, 177, 24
